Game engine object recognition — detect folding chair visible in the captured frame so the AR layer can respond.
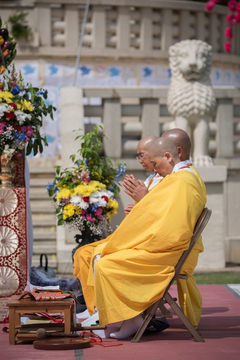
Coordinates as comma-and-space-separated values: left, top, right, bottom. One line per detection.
132, 207, 212, 343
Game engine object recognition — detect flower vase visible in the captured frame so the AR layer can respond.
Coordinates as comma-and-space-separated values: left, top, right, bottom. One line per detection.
72, 228, 102, 261
0, 154, 14, 188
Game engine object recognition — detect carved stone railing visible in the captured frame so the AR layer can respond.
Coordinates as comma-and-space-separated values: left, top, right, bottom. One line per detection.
1, 0, 240, 61
79, 87, 240, 164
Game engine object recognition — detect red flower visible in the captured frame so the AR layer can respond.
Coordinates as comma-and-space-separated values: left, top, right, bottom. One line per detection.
235, 13, 240, 23
82, 196, 90, 203
224, 42, 231, 53
13, 125, 21, 130
205, 1, 216, 11
225, 27, 233, 39
236, 2, 240, 12
9, 103, 17, 110
101, 195, 109, 202
5, 112, 14, 119
227, 14, 234, 25
228, 0, 236, 11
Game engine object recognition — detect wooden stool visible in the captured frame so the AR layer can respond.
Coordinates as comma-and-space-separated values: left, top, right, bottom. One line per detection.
8, 298, 75, 345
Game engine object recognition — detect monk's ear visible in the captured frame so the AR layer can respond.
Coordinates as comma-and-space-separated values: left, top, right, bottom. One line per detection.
164, 152, 173, 162
177, 145, 183, 159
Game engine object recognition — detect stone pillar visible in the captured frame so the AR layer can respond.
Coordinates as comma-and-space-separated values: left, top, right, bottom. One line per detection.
103, 98, 122, 158
161, 9, 173, 50
224, 161, 240, 263
93, 6, 106, 50
37, 7, 51, 46
196, 166, 227, 270
140, 8, 152, 52
216, 99, 234, 158
141, 98, 159, 137
65, 5, 79, 51
60, 87, 84, 167
180, 10, 192, 40
57, 87, 84, 273
117, 7, 130, 50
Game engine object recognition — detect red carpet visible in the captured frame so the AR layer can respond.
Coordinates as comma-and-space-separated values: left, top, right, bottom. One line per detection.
1, 285, 240, 360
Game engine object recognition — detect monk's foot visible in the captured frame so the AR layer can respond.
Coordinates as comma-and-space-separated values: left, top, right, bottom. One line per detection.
110, 314, 143, 339
104, 321, 123, 338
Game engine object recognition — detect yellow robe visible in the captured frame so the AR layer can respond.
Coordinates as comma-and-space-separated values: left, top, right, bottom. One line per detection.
176, 165, 206, 327
74, 170, 206, 326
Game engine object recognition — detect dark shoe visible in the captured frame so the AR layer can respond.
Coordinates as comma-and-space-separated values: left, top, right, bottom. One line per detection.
145, 317, 169, 333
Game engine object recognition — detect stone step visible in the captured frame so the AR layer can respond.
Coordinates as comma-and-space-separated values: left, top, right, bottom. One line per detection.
31, 200, 56, 213
30, 178, 55, 187
33, 241, 56, 254
32, 217, 56, 226
33, 231, 56, 240
30, 188, 50, 199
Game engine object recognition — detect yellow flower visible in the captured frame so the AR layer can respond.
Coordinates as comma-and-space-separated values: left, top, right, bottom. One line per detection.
56, 188, 71, 200
75, 206, 82, 215
107, 198, 119, 215
17, 99, 34, 111
0, 90, 14, 103
72, 181, 106, 197
63, 203, 75, 219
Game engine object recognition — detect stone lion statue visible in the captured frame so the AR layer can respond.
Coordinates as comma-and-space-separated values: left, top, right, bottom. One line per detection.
167, 40, 216, 166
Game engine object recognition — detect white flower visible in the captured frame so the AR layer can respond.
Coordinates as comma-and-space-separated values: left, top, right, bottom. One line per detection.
0, 103, 11, 117
15, 110, 31, 125
90, 190, 113, 207
70, 196, 89, 210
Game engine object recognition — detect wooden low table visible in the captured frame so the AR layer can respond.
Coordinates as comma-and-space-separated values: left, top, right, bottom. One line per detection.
8, 298, 75, 345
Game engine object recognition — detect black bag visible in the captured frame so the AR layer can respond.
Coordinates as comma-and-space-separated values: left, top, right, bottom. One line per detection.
30, 253, 58, 286
30, 254, 81, 289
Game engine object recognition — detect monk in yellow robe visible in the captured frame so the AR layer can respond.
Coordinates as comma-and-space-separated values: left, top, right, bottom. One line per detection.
122, 129, 206, 328
73, 137, 206, 338
161, 129, 206, 329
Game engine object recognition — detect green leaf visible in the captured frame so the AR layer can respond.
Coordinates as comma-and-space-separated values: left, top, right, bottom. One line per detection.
58, 218, 64, 226
26, 141, 32, 155
55, 165, 61, 175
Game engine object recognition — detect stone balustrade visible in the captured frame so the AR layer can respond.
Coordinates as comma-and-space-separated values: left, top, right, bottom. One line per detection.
79, 87, 240, 163
1, 0, 240, 61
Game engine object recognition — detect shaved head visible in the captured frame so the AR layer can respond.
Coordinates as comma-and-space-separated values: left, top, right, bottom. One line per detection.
137, 135, 157, 172
147, 137, 180, 176
148, 137, 179, 159
161, 128, 191, 160
138, 135, 157, 150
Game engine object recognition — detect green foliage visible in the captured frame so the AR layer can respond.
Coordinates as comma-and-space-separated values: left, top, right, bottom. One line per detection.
71, 125, 126, 198
8, 12, 32, 41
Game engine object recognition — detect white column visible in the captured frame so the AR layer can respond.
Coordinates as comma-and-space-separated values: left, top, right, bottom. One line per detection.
57, 87, 84, 273
60, 86, 84, 167
103, 98, 122, 158
141, 99, 160, 137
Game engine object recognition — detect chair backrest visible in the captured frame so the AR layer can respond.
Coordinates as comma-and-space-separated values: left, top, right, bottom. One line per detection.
165, 207, 212, 292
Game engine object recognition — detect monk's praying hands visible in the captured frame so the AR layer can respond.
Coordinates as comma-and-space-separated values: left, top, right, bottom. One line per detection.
123, 174, 148, 202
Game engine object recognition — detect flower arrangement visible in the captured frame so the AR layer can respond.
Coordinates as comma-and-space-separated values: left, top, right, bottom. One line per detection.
47, 126, 126, 245
0, 66, 55, 158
